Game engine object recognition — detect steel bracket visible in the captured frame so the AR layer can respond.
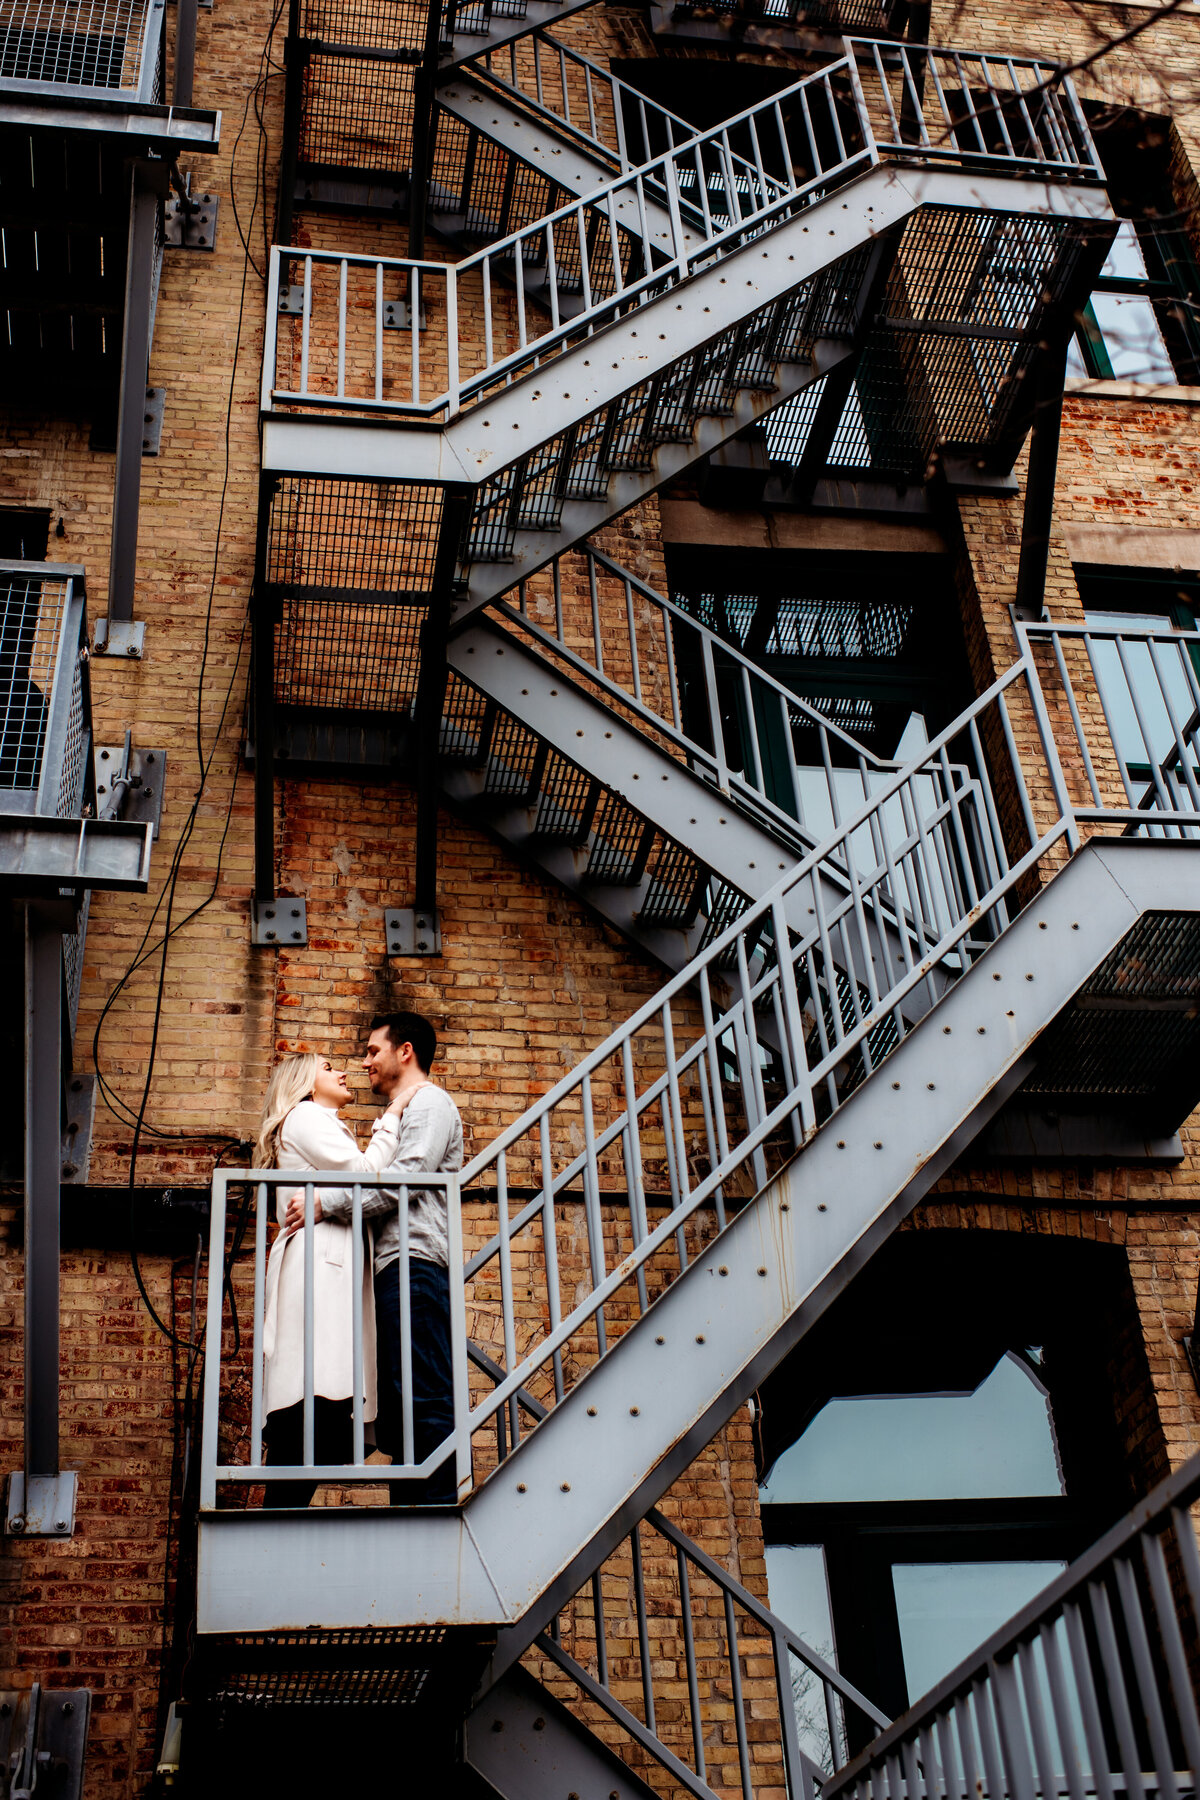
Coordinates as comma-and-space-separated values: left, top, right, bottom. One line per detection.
92, 619, 146, 659
61, 1075, 96, 1185
89, 388, 165, 457
94, 745, 167, 837
277, 285, 311, 319
4, 1470, 77, 1538
385, 906, 442, 956
0, 1683, 90, 1799
251, 897, 307, 946
164, 191, 218, 249
383, 299, 427, 330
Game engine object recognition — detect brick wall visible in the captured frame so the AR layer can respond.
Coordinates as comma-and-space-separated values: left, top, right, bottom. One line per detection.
4, 0, 1200, 1790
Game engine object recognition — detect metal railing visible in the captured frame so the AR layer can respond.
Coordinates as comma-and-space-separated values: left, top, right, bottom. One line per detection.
265, 56, 866, 420
825, 1449, 1200, 1800
460, 27, 735, 171
264, 39, 1099, 423
206, 627, 1146, 1503
497, 544, 923, 855
1018, 615, 1200, 839
200, 1171, 471, 1505
0, 562, 91, 820
0, 0, 163, 98
536, 1502, 889, 1800
847, 39, 1099, 173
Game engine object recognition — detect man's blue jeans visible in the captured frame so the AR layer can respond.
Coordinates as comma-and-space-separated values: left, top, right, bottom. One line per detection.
374, 1258, 456, 1503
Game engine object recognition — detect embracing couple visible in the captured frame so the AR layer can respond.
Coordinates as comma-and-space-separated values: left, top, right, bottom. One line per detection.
254, 1010, 463, 1507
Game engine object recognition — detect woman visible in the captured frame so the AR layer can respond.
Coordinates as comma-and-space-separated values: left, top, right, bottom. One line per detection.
256, 1052, 413, 1508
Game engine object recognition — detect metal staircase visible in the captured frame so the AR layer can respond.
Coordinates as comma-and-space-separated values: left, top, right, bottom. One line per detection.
193, 13, 1200, 1793
437, 545, 964, 990
201, 612, 1200, 1636
260, 38, 1112, 619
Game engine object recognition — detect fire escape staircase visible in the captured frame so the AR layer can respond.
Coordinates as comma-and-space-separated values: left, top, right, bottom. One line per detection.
201, 607, 1200, 1743
260, 37, 1115, 621
198, 20, 1200, 1795
437, 546, 962, 1007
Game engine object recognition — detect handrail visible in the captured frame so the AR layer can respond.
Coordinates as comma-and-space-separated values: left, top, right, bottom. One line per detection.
473, 1333, 890, 1797
1016, 614, 1200, 838
264, 54, 872, 420
825, 1448, 1200, 1800
199, 1170, 470, 1508
538, 1505, 889, 1800
264, 38, 1099, 423
460, 26, 751, 172
492, 543, 918, 855
203, 617, 1200, 1505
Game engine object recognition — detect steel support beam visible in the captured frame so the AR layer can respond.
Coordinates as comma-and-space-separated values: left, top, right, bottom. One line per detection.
252, 589, 278, 907
5, 903, 79, 1537
106, 160, 165, 629
276, 38, 307, 248
1013, 328, 1069, 621
414, 486, 474, 916
173, 0, 199, 106
407, 0, 446, 262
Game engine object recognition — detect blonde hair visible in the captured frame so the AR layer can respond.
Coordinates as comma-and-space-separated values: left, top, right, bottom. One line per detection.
255, 1053, 322, 1167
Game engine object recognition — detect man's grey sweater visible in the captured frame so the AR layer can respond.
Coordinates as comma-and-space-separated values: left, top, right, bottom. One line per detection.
320, 1085, 464, 1273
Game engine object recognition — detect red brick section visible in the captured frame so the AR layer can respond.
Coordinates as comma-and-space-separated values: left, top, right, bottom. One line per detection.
3, 0, 1200, 1789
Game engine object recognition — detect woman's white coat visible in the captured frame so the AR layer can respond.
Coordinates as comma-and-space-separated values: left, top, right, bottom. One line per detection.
262, 1099, 399, 1417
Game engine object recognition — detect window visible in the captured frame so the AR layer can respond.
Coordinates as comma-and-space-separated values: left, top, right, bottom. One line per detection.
0, 509, 50, 562
756, 1233, 1137, 1745
1069, 110, 1200, 385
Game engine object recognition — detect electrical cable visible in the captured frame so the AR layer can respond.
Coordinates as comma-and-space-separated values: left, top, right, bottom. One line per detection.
94, 0, 286, 1350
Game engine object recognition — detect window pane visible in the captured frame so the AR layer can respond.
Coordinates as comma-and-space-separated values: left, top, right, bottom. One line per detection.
1090, 222, 1176, 383
759, 1352, 1065, 1503
765, 1544, 841, 1771
892, 1560, 1065, 1701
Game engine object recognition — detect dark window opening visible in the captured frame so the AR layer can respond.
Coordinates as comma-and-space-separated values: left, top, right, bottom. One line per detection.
0, 510, 50, 563
1072, 108, 1200, 385
756, 1232, 1144, 1751
664, 544, 968, 774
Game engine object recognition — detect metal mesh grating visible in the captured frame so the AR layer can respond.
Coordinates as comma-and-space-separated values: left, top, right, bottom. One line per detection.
585, 793, 648, 883
1078, 911, 1200, 1004
56, 643, 86, 816
533, 756, 595, 841
441, 672, 492, 760
0, 0, 150, 89
266, 479, 444, 597
1023, 913, 1200, 1099
63, 888, 91, 1037
296, 0, 428, 53
638, 840, 705, 928
206, 1626, 447, 1708
275, 597, 427, 713
300, 54, 417, 173
483, 711, 541, 798
0, 569, 66, 793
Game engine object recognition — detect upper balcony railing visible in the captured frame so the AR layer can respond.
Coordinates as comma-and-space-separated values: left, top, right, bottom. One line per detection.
263, 41, 1102, 426
0, 562, 91, 822
201, 619, 1200, 1514
0, 0, 164, 101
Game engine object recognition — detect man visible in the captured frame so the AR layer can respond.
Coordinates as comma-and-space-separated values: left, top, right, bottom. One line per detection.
286, 1010, 463, 1502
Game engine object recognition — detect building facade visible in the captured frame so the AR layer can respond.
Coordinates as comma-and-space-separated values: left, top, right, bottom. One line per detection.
3, 0, 1200, 1790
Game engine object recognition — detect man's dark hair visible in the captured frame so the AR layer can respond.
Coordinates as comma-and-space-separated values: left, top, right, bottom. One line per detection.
370, 1010, 437, 1073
